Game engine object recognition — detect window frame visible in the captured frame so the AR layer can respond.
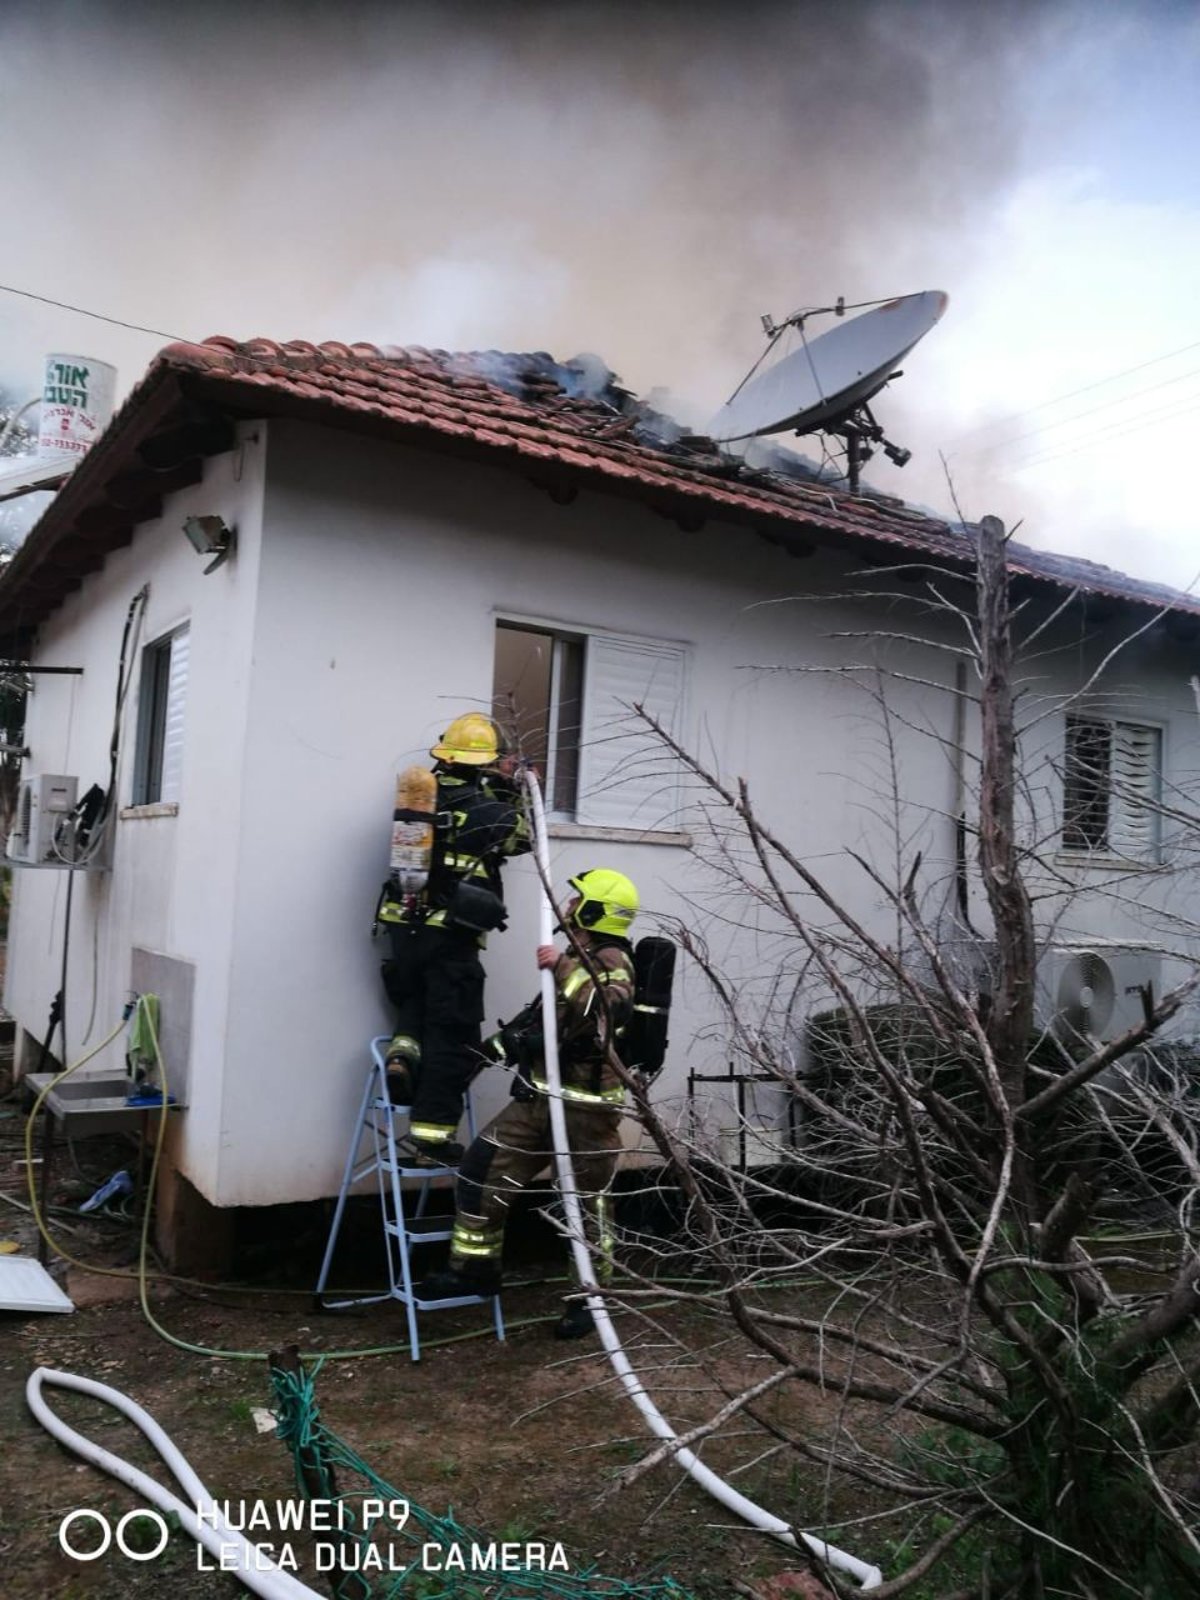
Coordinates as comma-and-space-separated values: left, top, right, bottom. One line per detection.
493, 611, 689, 833
1060, 710, 1165, 865
132, 624, 189, 809
493, 618, 585, 820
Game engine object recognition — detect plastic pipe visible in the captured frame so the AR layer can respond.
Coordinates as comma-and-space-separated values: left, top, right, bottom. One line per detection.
26, 1367, 323, 1600
522, 772, 882, 1591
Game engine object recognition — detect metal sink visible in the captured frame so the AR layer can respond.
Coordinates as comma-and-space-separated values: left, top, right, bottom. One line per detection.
25, 1073, 160, 1135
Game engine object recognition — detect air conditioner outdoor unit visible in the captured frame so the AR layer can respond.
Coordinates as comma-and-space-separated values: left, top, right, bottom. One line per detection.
1037, 945, 1161, 1045
6, 774, 79, 867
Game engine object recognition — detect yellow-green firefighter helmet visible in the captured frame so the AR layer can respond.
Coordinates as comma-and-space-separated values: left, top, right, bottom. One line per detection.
569, 868, 639, 937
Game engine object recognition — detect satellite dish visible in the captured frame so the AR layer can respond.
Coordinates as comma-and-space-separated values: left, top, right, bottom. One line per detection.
710, 290, 948, 490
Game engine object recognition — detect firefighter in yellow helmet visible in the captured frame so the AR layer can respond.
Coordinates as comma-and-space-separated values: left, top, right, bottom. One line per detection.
417, 868, 638, 1338
375, 713, 530, 1163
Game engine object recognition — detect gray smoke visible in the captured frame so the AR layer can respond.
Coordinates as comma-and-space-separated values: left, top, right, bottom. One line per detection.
0, 0, 1075, 400
11, 0, 1173, 565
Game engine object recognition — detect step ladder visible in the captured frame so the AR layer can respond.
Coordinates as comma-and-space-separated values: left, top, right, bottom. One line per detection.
314, 1036, 505, 1360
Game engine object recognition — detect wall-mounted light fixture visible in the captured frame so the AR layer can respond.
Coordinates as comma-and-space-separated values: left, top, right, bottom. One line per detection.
182, 514, 236, 575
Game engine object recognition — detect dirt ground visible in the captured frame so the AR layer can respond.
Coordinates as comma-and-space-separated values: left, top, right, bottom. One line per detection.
0, 1050, 874, 1600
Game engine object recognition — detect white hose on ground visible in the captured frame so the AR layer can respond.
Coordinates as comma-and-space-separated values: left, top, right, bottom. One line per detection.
25, 1367, 323, 1600
524, 771, 883, 1592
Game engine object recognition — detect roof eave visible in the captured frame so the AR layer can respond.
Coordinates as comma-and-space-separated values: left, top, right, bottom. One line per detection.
2, 350, 1196, 656
0, 364, 233, 654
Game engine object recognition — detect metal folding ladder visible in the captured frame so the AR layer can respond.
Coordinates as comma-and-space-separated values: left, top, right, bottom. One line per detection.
314, 1036, 505, 1360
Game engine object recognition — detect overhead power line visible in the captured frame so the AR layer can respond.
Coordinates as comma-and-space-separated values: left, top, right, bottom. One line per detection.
956, 363, 1200, 461
1011, 384, 1200, 468
0, 282, 182, 342
947, 335, 1200, 449
1009, 394, 1200, 473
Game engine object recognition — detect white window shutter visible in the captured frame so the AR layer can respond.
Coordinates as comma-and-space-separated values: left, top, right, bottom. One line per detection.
1109, 722, 1160, 859
577, 634, 686, 829
159, 628, 189, 804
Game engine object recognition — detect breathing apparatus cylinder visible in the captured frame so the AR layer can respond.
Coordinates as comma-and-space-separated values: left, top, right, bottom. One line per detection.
389, 764, 437, 896
624, 936, 675, 1079
485, 937, 675, 1087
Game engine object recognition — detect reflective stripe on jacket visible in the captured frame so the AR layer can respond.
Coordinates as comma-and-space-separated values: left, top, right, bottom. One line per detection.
547, 938, 635, 1096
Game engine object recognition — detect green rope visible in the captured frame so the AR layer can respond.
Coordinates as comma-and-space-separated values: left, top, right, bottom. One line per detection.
268, 1361, 695, 1600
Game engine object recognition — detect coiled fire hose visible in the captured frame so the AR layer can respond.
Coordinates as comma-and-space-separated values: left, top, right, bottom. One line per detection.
522, 771, 882, 1591
26, 1367, 323, 1599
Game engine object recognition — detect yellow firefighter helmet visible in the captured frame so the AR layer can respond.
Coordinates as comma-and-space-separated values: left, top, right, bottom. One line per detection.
430, 712, 503, 766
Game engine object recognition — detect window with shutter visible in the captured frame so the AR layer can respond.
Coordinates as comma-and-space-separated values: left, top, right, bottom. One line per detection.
576, 633, 685, 829
493, 619, 686, 828
1109, 721, 1161, 859
1061, 713, 1161, 862
134, 626, 189, 807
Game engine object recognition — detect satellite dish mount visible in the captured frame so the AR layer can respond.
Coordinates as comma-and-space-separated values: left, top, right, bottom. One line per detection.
710, 291, 947, 494
830, 398, 913, 494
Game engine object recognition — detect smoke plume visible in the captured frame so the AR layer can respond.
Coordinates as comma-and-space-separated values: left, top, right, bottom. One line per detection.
10, 0, 1182, 571
0, 2, 1066, 397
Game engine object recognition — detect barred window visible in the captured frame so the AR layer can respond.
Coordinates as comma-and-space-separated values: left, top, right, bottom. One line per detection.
1063, 715, 1161, 860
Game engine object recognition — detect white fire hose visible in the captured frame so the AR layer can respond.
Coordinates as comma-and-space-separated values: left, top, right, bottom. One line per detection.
25, 787, 879, 1596
26, 1366, 324, 1600
523, 772, 882, 1591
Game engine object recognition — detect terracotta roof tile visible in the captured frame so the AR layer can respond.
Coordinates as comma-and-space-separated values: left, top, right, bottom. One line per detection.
1, 334, 1195, 655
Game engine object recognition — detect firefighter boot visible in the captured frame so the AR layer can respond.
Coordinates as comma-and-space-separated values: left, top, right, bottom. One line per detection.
416, 1262, 502, 1301
384, 1035, 421, 1106
410, 1138, 465, 1167
555, 1300, 597, 1340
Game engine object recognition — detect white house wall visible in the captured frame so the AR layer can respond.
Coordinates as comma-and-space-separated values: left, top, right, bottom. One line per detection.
6, 427, 268, 1199
11, 411, 1199, 1213
212, 419, 1200, 1209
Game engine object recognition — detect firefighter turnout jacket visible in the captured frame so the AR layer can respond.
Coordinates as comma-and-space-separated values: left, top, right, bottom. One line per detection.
535, 935, 636, 1099
376, 763, 530, 1152
447, 930, 636, 1286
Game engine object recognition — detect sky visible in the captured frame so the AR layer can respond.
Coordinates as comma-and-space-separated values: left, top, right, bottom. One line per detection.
1, 0, 1198, 586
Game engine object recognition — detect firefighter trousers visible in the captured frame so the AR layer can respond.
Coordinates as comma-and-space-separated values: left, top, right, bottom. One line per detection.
381, 923, 486, 1138
449, 1092, 623, 1282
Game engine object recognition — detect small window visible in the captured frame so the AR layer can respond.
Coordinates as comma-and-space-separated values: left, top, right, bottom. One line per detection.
1063, 714, 1161, 860
493, 623, 584, 815
133, 627, 189, 806
493, 620, 686, 828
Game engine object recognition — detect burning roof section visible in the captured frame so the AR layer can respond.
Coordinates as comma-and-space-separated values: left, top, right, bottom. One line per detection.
0, 335, 1197, 652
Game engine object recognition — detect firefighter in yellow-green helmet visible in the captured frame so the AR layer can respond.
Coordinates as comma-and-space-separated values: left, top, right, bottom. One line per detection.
417, 868, 638, 1339
375, 713, 530, 1164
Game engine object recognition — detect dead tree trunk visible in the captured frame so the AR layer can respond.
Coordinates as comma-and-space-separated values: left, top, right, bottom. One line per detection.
976, 515, 1039, 1216
606, 519, 1200, 1598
